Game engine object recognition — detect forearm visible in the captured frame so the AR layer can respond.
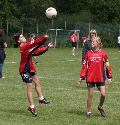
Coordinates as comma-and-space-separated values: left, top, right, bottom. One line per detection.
22, 35, 48, 51
105, 62, 112, 79
80, 64, 87, 79
32, 46, 48, 56
35, 35, 48, 46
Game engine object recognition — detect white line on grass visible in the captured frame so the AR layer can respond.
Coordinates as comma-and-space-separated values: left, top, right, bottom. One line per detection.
1, 75, 120, 94
48, 86, 120, 94
5, 61, 17, 64
38, 76, 77, 81
2, 75, 119, 84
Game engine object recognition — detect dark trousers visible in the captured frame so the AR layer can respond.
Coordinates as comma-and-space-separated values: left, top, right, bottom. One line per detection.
0, 63, 3, 78
0, 49, 6, 78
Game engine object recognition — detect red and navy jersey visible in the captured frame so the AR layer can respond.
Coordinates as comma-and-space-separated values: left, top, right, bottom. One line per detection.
70, 34, 77, 43
28, 37, 35, 44
19, 36, 48, 73
80, 49, 110, 83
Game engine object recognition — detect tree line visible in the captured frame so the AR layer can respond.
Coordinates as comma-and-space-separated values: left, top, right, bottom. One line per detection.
0, 0, 120, 28
0, 0, 119, 48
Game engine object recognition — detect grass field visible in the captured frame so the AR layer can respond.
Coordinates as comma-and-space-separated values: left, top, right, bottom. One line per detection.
0, 48, 120, 125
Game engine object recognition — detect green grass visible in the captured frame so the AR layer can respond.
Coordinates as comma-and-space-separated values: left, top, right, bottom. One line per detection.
0, 48, 120, 125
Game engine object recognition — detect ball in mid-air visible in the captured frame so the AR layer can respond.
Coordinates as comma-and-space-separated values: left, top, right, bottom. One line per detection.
45, 7, 57, 19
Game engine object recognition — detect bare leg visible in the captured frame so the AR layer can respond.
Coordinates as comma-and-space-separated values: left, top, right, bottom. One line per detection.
87, 87, 94, 112
72, 47, 75, 56
98, 86, 106, 107
33, 75, 49, 104
33, 75, 43, 97
97, 86, 106, 117
27, 83, 33, 106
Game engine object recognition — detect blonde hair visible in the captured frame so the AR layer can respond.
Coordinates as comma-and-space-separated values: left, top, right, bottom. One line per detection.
89, 29, 97, 39
90, 29, 97, 34
94, 36, 103, 48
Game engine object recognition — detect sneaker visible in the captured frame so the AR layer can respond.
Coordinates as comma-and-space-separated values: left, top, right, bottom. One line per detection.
86, 112, 93, 118
39, 98, 50, 104
28, 107, 37, 116
98, 106, 107, 117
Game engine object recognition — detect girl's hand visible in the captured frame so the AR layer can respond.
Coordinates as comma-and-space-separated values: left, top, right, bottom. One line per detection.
44, 35, 49, 38
107, 79, 112, 84
48, 42, 54, 48
77, 78, 82, 86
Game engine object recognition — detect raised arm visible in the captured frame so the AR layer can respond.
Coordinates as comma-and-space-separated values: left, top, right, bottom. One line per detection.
22, 35, 48, 51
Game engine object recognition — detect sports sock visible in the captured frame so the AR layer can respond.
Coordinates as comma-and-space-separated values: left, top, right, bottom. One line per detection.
30, 105, 35, 108
39, 96, 44, 100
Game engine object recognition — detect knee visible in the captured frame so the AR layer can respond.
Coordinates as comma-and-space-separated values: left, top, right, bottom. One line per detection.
101, 93, 106, 97
89, 93, 94, 98
27, 84, 32, 92
35, 80, 40, 88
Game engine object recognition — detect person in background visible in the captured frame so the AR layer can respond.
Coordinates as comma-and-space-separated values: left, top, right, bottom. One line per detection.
81, 35, 87, 46
82, 29, 97, 63
78, 36, 112, 118
14, 33, 53, 116
77, 29, 97, 86
0, 28, 7, 79
70, 31, 78, 56
117, 36, 120, 52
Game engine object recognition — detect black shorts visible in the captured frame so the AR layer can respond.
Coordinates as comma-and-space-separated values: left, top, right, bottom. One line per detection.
20, 72, 36, 83
72, 42, 77, 47
87, 82, 105, 88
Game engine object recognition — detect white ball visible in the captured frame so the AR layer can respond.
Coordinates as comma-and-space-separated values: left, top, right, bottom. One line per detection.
45, 7, 57, 19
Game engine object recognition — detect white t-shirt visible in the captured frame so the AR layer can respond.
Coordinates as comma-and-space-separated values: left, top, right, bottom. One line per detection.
118, 36, 120, 44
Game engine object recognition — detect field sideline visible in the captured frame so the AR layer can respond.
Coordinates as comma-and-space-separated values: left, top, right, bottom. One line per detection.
0, 48, 120, 125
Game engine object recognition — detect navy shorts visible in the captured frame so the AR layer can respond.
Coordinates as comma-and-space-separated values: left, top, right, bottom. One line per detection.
87, 82, 105, 88
20, 72, 35, 83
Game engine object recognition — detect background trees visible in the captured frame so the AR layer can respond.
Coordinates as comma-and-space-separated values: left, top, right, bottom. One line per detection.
1, 0, 120, 27
0, 0, 120, 47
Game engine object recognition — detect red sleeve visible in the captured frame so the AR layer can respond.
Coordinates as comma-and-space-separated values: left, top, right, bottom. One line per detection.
106, 66, 112, 79
80, 53, 88, 79
103, 51, 112, 79
32, 46, 48, 56
35, 36, 48, 45
103, 51, 109, 62
21, 36, 48, 51
70, 35, 73, 42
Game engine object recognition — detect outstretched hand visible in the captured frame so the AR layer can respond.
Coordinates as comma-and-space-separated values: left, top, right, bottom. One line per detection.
44, 35, 49, 38
48, 42, 54, 48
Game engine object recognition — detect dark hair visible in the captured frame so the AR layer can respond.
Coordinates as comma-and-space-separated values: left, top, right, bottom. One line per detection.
13, 33, 21, 42
0, 28, 4, 37
30, 33, 35, 37
13, 33, 21, 48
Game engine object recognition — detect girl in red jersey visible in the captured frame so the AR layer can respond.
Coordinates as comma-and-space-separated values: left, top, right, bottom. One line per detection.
14, 34, 53, 116
78, 36, 112, 117
70, 31, 78, 56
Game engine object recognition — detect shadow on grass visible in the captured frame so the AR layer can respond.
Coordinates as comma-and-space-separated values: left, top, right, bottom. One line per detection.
67, 108, 85, 116
1, 108, 30, 117
67, 108, 105, 119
